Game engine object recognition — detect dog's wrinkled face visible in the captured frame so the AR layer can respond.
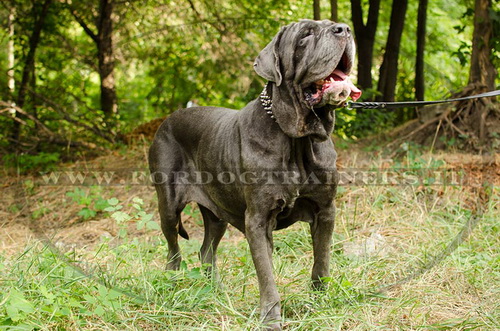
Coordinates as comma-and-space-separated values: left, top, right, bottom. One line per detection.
285, 20, 361, 107
254, 20, 362, 140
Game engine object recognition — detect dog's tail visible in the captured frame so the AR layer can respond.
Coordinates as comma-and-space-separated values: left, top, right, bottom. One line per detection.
178, 221, 189, 240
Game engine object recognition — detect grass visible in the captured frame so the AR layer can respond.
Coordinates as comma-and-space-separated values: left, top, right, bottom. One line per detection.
0, 148, 499, 330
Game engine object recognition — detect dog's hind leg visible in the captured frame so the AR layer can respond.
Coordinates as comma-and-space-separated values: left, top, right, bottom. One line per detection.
199, 204, 227, 277
150, 134, 190, 271
155, 183, 187, 271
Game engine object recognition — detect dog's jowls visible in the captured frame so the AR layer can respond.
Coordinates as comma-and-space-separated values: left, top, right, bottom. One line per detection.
149, 20, 361, 330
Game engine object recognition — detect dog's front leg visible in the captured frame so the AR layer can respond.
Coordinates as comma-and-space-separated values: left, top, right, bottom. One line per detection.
245, 207, 281, 330
310, 202, 335, 290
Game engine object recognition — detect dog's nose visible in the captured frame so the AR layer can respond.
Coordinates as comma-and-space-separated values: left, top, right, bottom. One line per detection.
332, 23, 351, 37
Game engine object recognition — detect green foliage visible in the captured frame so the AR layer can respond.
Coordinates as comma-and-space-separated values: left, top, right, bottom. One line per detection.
2, 152, 60, 173
335, 106, 397, 140
66, 187, 111, 221
3, 289, 35, 324
183, 203, 202, 225
82, 285, 124, 318
451, 8, 474, 66
105, 196, 160, 237
64, 188, 159, 233
394, 141, 446, 168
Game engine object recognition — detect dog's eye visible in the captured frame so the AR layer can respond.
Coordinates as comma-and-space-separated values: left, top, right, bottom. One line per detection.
299, 29, 314, 46
302, 29, 314, 38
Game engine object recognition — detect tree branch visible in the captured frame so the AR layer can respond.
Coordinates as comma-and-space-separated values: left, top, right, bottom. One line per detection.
29, 90, 116, 143
186, 0, 202, 18
1, 101, 63, 143
68, 6, 99, 44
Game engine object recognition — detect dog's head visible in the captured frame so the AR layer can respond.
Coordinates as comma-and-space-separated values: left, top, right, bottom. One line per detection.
254, 20, 361, 140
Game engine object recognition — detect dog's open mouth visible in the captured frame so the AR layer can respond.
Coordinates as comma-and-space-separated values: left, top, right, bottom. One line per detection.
304, 55, 362, 108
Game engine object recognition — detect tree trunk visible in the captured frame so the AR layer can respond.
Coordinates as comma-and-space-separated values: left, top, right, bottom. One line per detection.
350, 0, 381, 91
313, 0, 321, 20
415, 0, 428, 102
330, 0, 338, 22
469, 0, 496, 90
70, 0, 117, 119
376, 0, 408, 102
12, 0, 52, 141
97, 0, 117, 117
469, 0, 497, 143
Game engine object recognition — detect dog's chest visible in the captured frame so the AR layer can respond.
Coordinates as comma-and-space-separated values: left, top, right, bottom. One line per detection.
286, 137, 337, 179
270, 141, 338, 230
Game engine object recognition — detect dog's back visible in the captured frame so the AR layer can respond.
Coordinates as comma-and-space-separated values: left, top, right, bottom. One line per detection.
152, 107, 238, 151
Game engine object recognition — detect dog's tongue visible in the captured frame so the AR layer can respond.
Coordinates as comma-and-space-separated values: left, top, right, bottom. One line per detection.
325, 69, 362, 101
332, 69, 348, 81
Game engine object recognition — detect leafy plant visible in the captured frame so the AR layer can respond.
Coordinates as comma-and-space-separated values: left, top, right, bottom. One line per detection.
83, 285, 124, 318
32, 206, 49, 220
66, 187, 111, 220
105, 197, 160, 238
2, 289, 35, 324
22, 179, 35, 195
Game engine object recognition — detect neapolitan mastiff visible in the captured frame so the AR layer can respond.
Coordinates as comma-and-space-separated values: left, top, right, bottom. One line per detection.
149, 19, 361, 329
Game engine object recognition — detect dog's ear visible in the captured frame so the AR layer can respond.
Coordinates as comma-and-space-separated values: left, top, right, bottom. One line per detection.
253, 26, 287, 86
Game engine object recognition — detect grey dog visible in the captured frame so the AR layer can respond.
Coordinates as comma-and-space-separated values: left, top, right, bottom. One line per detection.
149, 19, 361, 329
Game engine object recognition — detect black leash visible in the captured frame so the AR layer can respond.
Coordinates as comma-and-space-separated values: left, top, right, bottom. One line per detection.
346, 89, 500, 109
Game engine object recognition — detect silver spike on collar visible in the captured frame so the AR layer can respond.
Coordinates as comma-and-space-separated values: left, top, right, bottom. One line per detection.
259, 83, 276, 121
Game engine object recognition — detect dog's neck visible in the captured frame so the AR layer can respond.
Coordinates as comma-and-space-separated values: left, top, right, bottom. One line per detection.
259, 82, 276, 121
